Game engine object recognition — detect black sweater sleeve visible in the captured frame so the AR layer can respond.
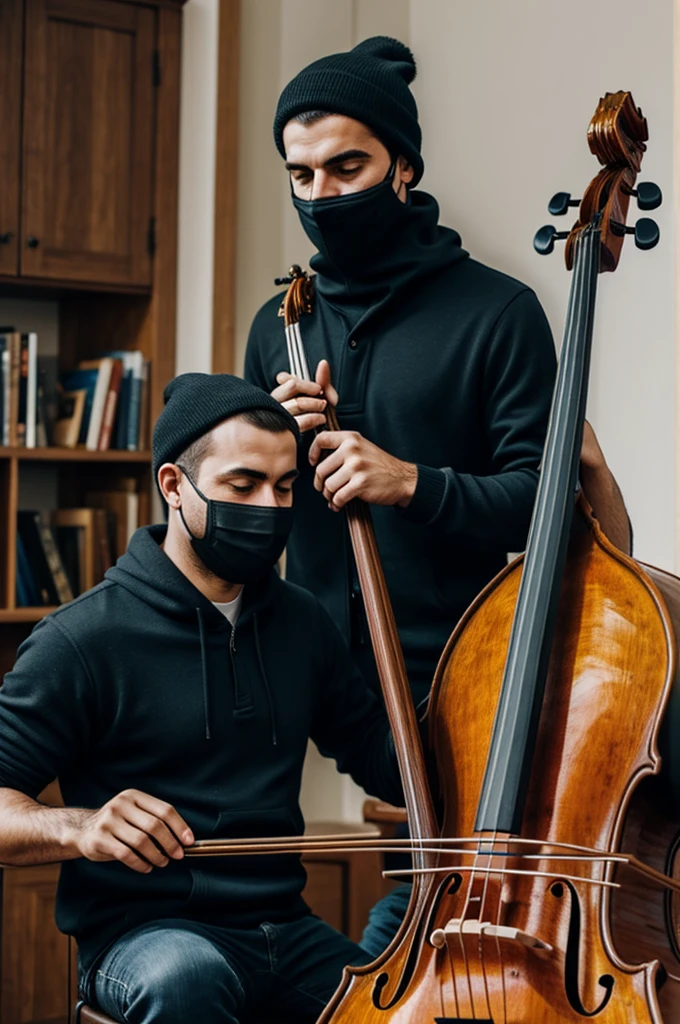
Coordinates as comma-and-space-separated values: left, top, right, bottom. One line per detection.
399, 289, 557, 552
309, 602, 403, 808
0, 617, 94, 798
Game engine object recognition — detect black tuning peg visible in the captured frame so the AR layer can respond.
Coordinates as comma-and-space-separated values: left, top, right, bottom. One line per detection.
623, 217, 660, 251
533, 225, 570, 256
631, 182, 662, 211
548, 192, 581, 216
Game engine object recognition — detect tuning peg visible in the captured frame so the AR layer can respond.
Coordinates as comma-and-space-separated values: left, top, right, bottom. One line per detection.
633, 182, 662, 211
533, 225, 570, 255
548, 192, 581, 216
623, 217, 660, 250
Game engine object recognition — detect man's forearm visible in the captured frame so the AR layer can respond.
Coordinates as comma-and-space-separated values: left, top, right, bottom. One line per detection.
0, 788, 86, 866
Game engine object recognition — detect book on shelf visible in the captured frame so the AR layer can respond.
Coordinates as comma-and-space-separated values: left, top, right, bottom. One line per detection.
15, 533, 41, 607
53, 387, 87, 448
26, 333, 38, 449
51, 507, 115, 597
105, 350, 146, 451
86, 488, 139, 559
0, 335, 8, 446
16, 510, 73, 606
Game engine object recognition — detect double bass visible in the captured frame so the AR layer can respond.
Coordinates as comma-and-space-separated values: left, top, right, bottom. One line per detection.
319, 90, 680, 1023
191, 93, 680, 1021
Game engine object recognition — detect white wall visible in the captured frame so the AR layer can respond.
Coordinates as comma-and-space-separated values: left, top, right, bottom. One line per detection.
410, 0, 676, 571
175, 0, 220, 376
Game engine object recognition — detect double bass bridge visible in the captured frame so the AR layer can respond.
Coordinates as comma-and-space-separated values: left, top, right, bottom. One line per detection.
430, 917, 552, 958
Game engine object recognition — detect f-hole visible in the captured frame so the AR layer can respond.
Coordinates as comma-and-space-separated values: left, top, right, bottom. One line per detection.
551, 880, 614, 1016
372, 873, 463, 1010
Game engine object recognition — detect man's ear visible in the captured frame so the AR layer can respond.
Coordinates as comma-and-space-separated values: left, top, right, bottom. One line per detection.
398, 155, 415, 187
158, 463, 183, 509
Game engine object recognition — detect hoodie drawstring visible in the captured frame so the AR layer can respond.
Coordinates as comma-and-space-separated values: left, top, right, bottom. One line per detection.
196, 608, 211, 740
254, 613, 277, 747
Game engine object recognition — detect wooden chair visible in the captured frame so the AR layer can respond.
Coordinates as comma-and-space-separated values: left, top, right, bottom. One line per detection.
362, 799, 408, 900
74, 1004, 116, 1024
75, 1003, 292, 1024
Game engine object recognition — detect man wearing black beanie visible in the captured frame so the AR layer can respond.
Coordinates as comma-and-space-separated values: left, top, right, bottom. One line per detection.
245, 35, 632, 958
0, 373, 403, 1023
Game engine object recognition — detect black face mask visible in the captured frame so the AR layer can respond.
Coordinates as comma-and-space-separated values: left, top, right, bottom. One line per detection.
178, 469, 294, 585
292, 161, 409, 278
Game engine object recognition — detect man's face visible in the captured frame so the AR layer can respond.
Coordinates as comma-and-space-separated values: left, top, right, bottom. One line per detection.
283, 114, 413, 201
178, 419, 298, 540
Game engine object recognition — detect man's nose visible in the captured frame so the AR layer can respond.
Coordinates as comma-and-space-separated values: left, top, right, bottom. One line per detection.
310, 171, 340, 200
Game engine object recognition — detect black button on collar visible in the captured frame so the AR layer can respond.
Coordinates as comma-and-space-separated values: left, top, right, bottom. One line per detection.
348, 338, 358, 349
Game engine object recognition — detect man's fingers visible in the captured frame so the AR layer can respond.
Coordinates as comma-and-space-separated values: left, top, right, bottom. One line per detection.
282, 396, 326, 418
271, 377, 322, 404
106, 837, 156, 874
309, 431, 350, 466
296, 413, 328, 433
312, 449, 346, 490
319, 464, 354, 500
112, 822, 171, 868
123, 808, 185, 860
127, 791, 194, 846
315, 360, 339, 408
325, 480, 359, 511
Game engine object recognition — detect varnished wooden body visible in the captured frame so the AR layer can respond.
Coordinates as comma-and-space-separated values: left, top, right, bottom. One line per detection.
320, 500, 680, 1022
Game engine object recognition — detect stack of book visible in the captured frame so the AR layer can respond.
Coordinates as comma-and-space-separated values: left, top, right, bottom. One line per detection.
1, 328, 150, 451
58, 350, 150, 452
15, 481, 148, 607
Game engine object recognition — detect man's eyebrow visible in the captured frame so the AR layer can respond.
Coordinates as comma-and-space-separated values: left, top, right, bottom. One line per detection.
284, 149, 372, 172
215, 467, 267, 482
324, 148, 372, 167
214, 467, 300, 483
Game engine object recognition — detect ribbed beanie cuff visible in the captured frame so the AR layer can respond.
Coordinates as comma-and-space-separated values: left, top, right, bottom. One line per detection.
274, 36, 424, 186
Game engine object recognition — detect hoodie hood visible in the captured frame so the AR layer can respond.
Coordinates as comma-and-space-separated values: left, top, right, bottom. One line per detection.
107, 524, 276, 629
311, 189, 468, 319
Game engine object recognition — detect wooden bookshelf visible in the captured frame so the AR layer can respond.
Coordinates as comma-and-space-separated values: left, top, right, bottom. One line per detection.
0, 446, 152, 463
0, 0, 188, 1020
0, 607, 59, 624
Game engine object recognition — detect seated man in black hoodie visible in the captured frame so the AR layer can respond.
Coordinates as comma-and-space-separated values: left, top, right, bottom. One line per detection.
0, 374, 403, 1024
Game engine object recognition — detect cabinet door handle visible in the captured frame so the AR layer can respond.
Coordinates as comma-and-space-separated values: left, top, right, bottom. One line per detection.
0, 232, 13, 244
26, 236, 40, 249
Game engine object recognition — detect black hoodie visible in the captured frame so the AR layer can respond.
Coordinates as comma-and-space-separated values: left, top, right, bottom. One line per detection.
245, 191, 556, 704
0, 525, 402, 973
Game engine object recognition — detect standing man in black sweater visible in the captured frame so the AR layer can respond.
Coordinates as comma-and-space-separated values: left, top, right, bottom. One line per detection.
244, 35, 631, 956
0, 375, 403, 1023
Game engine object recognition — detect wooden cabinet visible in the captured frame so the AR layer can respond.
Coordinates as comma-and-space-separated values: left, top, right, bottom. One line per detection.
22, 0, 156, 286
2, 0, 162, 289
0, 1, 23, 277
1, 866, 70, 1024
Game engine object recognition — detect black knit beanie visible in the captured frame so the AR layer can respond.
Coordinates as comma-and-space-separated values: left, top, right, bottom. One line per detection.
152, 373, 299, 483
273, 36, 423, 187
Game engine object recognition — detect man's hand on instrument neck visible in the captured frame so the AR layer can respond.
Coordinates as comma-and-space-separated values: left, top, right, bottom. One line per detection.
272, 359, 338, 433
309, 430, 418, 510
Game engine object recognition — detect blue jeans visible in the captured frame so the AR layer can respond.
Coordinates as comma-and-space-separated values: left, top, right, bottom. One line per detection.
84, 915, 371, 1023
360, 884, 412, 959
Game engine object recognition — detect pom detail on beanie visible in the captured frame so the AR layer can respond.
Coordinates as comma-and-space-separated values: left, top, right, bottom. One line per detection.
273, 35, 423, 186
